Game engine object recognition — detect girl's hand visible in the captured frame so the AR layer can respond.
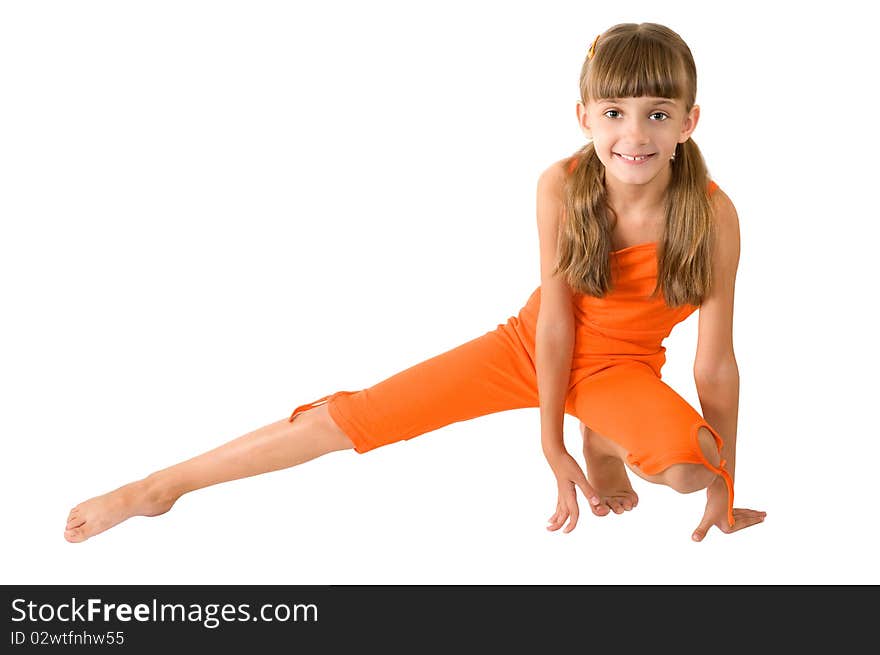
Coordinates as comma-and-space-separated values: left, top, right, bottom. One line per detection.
546, 450, 601, 533
692, 477, 767, 542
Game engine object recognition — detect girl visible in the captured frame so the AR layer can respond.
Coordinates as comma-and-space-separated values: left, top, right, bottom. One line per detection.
64, 22, 765, 545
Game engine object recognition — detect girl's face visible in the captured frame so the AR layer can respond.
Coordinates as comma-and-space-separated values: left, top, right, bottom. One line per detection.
577, 96, 699, 184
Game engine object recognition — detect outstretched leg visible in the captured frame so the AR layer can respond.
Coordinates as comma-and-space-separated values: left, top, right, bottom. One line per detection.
64, 299, 542, 542
64, 404, 354, 543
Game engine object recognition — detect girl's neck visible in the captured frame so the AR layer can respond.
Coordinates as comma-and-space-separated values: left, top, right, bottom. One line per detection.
604, 162, 671, 222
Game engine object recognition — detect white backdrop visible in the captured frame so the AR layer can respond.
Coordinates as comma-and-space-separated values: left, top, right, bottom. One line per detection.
2, 0, 877, 584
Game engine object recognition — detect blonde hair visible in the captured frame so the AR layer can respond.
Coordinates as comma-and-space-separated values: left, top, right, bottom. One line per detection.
556, 22, 715, 308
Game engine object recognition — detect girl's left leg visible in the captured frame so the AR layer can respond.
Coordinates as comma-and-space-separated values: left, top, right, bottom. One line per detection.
566, 360, 736, 526
580, 422, 721, 494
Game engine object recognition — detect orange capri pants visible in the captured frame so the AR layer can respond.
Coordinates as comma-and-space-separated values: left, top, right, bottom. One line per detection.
288, 234, 735, 527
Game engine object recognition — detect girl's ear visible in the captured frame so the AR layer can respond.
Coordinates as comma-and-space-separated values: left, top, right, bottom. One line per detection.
680, 103, 700, 140
576, 102, 593, 139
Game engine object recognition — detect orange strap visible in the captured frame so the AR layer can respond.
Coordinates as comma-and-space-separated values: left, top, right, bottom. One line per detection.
288, 394, 334, 423
697, 452, 735, 528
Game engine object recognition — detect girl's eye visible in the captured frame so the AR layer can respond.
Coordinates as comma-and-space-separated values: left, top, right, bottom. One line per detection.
603, 110, 668, 121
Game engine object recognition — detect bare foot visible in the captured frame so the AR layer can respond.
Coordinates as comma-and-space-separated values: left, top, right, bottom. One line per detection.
64, 476, 178, 543
581, 425, 639, 517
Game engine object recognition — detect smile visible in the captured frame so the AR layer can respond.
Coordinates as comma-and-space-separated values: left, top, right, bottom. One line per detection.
614, 152, 655, 164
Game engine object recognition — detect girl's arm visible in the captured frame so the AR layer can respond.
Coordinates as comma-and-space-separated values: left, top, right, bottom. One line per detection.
697, 374, 739, 485
537, 321, 575, 459
691, 189, 764, 540
535, 161, 576, 460
536, 161, 600, 534
692, 186, 741, 481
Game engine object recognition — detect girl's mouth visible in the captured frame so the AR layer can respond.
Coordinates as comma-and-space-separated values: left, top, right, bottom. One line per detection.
613, 152, 656, 164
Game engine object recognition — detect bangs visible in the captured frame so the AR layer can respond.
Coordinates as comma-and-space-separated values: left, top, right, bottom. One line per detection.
586, 33, 691, 105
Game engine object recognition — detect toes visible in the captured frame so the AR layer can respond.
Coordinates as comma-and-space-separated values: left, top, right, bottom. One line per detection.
592, 501, 611, 517
66, 501, 89, 530
622, 491, 640, 510
64, 527, 88, 543
610, 499, 625, 514
67, 516, 86, 529
67, 510, 86, 529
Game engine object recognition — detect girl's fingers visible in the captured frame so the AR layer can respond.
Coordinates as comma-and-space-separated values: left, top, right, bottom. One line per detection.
564, 488, 579, 533
553, 511, 569, 531
575, 478, 601, 507
734, 508, 767, 519
731, 509, 767, 526
548, 500, 566, 524
732, 515, 766, 532
692, 514, 714, 542
547, 507, 569, 531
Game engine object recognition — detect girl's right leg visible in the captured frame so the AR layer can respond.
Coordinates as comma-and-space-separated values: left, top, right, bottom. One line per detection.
63, 403, 355, 543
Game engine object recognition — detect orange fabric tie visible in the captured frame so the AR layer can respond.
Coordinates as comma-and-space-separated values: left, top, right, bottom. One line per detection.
288, 394, 333, 423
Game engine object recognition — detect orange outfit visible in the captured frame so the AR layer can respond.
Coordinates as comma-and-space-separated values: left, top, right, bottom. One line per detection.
289, 167, 735, 527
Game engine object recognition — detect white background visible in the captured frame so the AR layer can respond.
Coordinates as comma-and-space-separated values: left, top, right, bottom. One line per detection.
2, 0, 877, 584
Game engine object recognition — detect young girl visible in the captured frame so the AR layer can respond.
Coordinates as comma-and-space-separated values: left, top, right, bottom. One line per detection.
64, 22, 765, 545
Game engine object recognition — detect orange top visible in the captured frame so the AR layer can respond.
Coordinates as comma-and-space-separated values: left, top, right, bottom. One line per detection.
561, 154, 719, 377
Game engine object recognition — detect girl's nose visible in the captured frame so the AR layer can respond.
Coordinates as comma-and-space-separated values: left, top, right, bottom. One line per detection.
625, 124, 650, 143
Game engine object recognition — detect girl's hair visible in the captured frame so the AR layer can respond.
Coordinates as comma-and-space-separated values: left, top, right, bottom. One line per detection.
557, 22, 715, 308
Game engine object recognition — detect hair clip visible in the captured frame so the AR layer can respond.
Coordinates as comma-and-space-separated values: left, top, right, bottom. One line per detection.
587, 33, 601, 60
